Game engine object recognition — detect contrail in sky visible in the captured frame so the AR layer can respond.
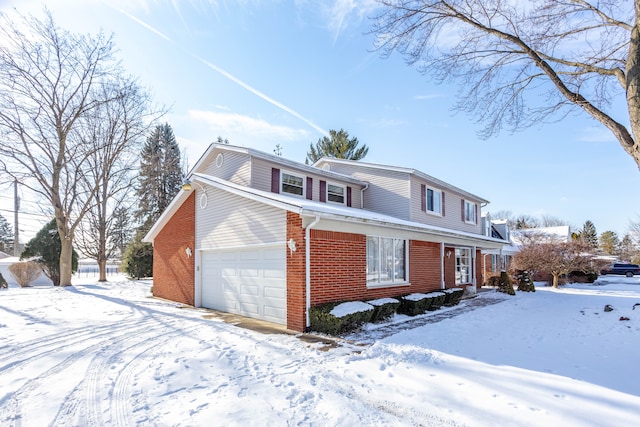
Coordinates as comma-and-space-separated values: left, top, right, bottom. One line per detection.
112, 6, 329, 137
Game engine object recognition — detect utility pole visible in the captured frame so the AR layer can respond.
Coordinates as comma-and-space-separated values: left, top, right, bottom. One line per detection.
13, 179, 19, 257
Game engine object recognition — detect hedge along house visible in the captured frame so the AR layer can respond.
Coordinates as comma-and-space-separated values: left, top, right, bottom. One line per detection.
143, 144, 507, 332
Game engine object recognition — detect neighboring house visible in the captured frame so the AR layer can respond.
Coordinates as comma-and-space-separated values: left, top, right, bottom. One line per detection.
480, 214, 518, 281
511, 225, 573, 246
143, 144, 507, 332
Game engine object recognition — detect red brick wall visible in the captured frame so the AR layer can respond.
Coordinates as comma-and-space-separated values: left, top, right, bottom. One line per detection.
286, 212, 306, 332
474, 249, 482, 291
408, 241, 442, 292
309, 229, 366, 305
444, 246, 456, 287
152, 193, 195, 305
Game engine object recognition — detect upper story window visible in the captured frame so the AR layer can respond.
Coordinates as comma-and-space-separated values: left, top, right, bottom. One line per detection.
464, 200, 476, 224
426, 188, 442, 215
281, 171, 305, 197
327, 183, 345, 204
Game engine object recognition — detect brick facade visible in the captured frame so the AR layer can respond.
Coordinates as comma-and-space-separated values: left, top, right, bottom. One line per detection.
286, 212, 307, 332
152, 193, 196, 305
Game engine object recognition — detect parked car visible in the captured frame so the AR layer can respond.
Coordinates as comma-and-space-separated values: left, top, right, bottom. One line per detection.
600, 263, 640, 277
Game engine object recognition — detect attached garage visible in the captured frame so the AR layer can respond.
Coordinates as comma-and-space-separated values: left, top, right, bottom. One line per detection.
200, 244, 287, 325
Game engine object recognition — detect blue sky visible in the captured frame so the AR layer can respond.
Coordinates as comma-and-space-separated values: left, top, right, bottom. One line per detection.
1, 0, 639, 241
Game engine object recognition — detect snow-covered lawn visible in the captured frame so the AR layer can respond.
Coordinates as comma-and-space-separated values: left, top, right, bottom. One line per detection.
1, 277, 639, 426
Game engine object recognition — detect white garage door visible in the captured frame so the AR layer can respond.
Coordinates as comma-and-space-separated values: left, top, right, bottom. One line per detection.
201, 245, 286, 325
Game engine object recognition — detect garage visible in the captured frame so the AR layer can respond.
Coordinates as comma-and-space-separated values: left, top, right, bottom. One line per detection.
200, 245, 287, 325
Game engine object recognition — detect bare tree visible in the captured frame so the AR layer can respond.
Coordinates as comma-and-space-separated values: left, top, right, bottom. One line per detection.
0, 10, 124, 286
372, 1, 640, 169
74, 79, 156, 281
514, 240, 593, 288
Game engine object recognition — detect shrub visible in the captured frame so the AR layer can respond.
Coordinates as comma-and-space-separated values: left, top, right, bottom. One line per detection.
427, 292, 446, 310
309, 301, 374, 335
122, 237, 153, 279
367, 298, 400, 322
443, 288, 464, 306
398, 293, 432, 316
485, 275, 500, 287
516, 270, 536, 292
8, 261, 42, 287
0, 272, 8, 288
497, 271, 515, 295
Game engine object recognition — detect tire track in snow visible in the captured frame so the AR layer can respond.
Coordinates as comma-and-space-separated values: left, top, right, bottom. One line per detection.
0, 317, 185, 427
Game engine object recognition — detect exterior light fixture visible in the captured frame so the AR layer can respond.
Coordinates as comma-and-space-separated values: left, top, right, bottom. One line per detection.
185, 247, 193, 258
288, 238, 297, 254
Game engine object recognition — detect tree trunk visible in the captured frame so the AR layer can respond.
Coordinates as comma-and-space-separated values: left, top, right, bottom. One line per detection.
59, 235, 74, 286
552, 273, 560, 288
98, 253, 107, 282
626, 0, 640, 169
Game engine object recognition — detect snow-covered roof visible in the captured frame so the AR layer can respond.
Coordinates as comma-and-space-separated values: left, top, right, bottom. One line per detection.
190, 143, 367, 186
144, 173, 507, 249
512, 226, 572, 245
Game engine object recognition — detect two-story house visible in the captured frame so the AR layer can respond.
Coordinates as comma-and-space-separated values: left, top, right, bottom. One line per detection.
143, 143, 507, 332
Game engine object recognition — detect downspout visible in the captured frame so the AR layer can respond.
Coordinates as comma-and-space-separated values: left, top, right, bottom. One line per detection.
360, 183, 369, 208
440, 242, 445, 289
305, 215, 321, 332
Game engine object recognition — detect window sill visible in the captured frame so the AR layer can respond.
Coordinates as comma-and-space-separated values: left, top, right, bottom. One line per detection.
366, 281, 411, 290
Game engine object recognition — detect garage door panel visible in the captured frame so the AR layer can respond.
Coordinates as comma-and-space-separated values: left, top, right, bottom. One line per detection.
201, 246, 286, 325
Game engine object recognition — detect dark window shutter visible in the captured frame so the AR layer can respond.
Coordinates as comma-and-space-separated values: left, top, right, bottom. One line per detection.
306, 177, 313, 200
475, 203, 478, 224
421, 184, 426, 212
271, 168, 280, 193
319, 180, 326, 203
442, 192, 446, 216
346, 187, 352, 207
461, 199, 465, 222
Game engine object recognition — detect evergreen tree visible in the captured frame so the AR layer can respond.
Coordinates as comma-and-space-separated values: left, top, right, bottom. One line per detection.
599, 231, 620, 255
122, 234, 153, 279
580, 220, 598, 248
0, 214, 13, 254
111, 207, 133, 257
135, 123, 183, 234
618, 234, 637, 262
21, 219, 78, 286
305, 129, 368, 164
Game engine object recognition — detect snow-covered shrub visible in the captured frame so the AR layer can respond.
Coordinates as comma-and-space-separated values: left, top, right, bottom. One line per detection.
309, 301, 374, 335
398, 293, 432, 316
443, 288, 464, 306
8, 261, 42, 287
497, 271, 515, 295
516, 271, 535, 292
427, 292, 446, 311
367, 298, 400, 322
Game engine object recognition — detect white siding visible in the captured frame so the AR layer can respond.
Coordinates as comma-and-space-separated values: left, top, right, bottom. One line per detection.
320, 163, 411, 220
199, 149, 251, 186
196, 186, 285, 249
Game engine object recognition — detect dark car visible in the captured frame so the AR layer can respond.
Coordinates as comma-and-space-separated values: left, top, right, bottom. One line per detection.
600, 263, 640, 277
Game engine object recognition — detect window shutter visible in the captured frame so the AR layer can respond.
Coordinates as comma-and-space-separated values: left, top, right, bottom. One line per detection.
346, 186, 352, 207
319, 180, 326, 202
442, 192, 446, 216
461, 199, 465, 222
475, 203, 478, 224
421, 184, 426, 212
271, 168, 280, 193
306, 177, 313, 200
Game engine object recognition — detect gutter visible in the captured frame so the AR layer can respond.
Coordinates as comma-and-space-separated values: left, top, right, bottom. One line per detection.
305, 215, 321, 332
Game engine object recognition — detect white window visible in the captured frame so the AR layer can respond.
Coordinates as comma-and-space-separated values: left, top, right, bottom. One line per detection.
455, 248, 471, 284
327, 183, 345, 204
464, 200, 476, 223
366, 236, 407, 286
281, 171, 305, 197
426, 188, 442, 214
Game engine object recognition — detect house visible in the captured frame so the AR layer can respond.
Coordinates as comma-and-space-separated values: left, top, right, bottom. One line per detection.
143, 144, 507, 332
480, 215, 518, 281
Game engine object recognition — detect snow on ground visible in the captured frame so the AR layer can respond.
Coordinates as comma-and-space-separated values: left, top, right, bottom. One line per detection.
1, 276, 639, 426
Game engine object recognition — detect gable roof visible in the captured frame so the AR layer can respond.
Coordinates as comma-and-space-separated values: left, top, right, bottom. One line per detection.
313, 157, 489, 204
144, 172, 507, 249
190, 143, 367, 186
